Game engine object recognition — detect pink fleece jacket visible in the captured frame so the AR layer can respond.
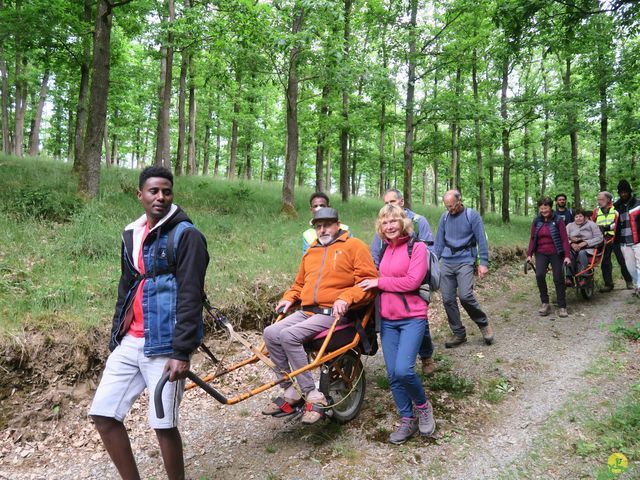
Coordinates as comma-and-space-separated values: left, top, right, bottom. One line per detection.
377, 236, 429, 320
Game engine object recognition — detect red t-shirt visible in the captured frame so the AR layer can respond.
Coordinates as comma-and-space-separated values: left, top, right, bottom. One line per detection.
128, 222, 150, 338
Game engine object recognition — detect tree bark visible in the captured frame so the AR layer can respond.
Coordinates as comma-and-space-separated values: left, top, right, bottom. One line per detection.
28, 70, 49, 156
523, 124, 530, 217
281, 6, 304, 215
78, 0, 114, 198
325, 148, 331, 192
598, 82, 608, 192
450, 67, 461, 190
187, 52, 196, 175
67, 109, 74, 162
13, 53, 28, 157
403, 0, 418, 210
154, 0, 174, 169
472, 50, 485, 215
202, 103, 212, 176
500, 56, 511, 223
73, 0, 92, 171
229, 67, 241, 179
564, 57, 580, 208
0, 22, 10, 154
176, 52, 187, 175
103, 122, 111, 167
315, 84, 329, 192
339, 0, 352, 202
214, 110, 221, 176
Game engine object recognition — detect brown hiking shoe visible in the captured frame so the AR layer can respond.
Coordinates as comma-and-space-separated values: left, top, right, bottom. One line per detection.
599, 285, 614, 293
445, 335, 467, 349
558, 308, 568, 318
480, 324, 494, 345
421, 357, 435, 376
538, 303, 551, 316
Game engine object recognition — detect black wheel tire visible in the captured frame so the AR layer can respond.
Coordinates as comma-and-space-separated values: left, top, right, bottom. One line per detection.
319, 350, 366, 424
580, 278, 594, 300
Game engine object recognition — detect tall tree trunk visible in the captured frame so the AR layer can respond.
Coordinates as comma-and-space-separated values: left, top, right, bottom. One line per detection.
134, 126, 141, 169
500, 56, 511, 223
202, 103, 212, 175
403, 0, 417, 210
378, 23, 388, 198
339, 0, 352, 202
450, 67, 461, 190
73, 0, 92, 171
140, 126, 150, 169
281, 6, 304, 215
523, 124, 530, 217
103, 122, 111, 167
260, 136, 266, 183
229, 67, 241, 179
0, 8, 10, 155
187, 52, 196, 175
564, 57, 580, 208
78, 0, 115, 198
432, 72, 439, 206
598, 82, 608, 192
325, 148, 331, 192
176, 52, 187, 175
67, 109, 74, 162
28, 71, 48, 156
214, 111, 221, 176
315, 84, 329, 192
13, 54, 27, 157
154, 0, 174, 169
489, 159, 496, 213
472, 50, 485, 215
350, 135, 357, 196
541, 55, 549, 197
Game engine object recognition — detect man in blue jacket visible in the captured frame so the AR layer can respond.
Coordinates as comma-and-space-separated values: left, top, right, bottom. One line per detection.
90, 166, 209, 480
434, 190, 493, 348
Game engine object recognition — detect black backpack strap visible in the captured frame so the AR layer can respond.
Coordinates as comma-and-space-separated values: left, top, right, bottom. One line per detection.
354, 318, 372, 355
407, 236, 415, 258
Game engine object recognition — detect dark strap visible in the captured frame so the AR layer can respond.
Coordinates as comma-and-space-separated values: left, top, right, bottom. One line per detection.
354, 319, 372, 355
302, 305, 334, 316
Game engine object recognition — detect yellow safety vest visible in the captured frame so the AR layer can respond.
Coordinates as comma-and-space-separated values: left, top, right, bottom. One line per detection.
594, 207, 617, 237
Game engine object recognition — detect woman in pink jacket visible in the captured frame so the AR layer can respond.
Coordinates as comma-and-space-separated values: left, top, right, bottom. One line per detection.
359, 205, 436, 444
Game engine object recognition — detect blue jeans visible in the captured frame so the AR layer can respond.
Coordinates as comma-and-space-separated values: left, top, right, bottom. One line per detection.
381, 318, 428, 418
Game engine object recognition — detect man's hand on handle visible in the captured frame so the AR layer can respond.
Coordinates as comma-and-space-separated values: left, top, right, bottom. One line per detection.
332, 299, 349, 318
164, 358, 190, 382
275, 299, 292, 314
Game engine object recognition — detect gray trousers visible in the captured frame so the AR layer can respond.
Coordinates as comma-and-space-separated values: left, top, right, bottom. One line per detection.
440, 262, 489, 337
263, 310, 335, 393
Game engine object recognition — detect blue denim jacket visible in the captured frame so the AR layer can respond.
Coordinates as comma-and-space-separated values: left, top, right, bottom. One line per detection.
109, 206, 209, 360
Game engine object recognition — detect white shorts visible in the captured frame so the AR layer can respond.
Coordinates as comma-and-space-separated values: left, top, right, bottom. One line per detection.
89, 335, 185, 429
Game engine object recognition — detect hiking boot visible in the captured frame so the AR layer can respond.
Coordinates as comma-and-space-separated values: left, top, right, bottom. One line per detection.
538, 303, 551, 316
415, 401, 436, 437
479, 324, 494, 345
599, 285, 614, 293
558, 308, 568, 318
389, 417, 418, 444
444, 334, 467, 349
420, 357, 435, 376
626, 281, 634, 290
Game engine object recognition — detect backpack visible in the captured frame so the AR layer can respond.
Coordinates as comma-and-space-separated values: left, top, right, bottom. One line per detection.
379, 235, 440, 303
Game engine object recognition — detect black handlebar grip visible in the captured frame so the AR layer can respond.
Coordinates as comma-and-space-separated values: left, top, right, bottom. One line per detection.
155, 370, 229, 419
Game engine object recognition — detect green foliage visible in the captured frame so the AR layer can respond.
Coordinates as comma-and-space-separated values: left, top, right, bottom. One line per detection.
609, 320, 640, 341
480, 377, 515, 404
1, 186, 83, 223
428, 371, 475, 399
575, 383, 640, 462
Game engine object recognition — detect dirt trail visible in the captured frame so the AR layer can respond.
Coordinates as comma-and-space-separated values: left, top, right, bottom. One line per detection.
1, 263, 638, 480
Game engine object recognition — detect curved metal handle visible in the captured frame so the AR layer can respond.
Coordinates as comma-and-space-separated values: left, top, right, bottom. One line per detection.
155, 371, 229, 418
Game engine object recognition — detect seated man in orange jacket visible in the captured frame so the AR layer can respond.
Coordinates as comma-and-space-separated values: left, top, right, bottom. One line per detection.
262, 207, 377, 424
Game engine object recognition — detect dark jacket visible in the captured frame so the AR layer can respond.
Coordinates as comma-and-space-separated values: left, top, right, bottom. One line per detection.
614, 195, 640, 244
109, 205, 209, 361
527, 214, 571, 259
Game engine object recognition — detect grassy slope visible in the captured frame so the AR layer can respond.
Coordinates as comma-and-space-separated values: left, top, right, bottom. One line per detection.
0, 156, 531, 334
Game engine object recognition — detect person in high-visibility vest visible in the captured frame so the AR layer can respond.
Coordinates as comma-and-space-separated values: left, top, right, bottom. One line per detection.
592, 191, 620, 292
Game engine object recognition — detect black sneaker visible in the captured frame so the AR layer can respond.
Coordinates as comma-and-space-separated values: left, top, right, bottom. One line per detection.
599, 285, 614, 293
